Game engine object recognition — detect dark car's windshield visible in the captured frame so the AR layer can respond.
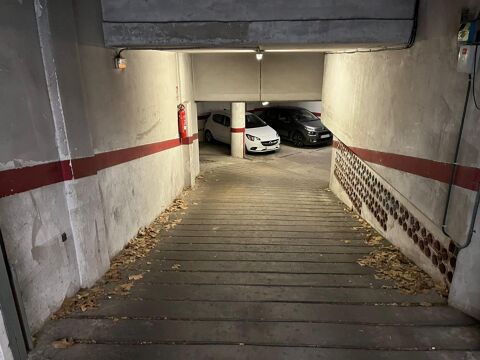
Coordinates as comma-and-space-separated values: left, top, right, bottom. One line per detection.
246, 114, 267, 128
285, 109, 318, 123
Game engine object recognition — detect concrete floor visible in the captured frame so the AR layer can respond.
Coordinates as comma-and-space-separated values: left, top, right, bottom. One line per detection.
31, 143, 480, 359
200, 142, 333, 186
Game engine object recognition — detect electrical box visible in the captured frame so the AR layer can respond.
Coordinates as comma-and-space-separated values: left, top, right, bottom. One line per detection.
458, 20, 480, 44
457, 18, 479, 74
457, 45, 476, 74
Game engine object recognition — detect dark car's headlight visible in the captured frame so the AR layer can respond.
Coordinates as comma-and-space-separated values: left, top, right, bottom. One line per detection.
307, 131, 316, 136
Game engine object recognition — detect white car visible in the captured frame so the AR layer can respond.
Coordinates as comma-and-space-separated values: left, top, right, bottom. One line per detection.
204, 111, 281, 153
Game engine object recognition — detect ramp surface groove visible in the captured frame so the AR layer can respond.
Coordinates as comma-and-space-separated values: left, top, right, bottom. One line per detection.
31, 160, 480, 359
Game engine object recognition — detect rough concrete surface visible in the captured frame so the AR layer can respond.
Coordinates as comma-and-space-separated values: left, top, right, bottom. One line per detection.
102, 0, 417, 22
322, 0, 480, 319
101, 0, 416, 48
0, 0, 199, 339
103, 20, 414, 49
29, 143, 479, 359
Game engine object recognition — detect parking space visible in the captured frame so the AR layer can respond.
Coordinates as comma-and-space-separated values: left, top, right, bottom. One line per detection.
201, 141, 333, 187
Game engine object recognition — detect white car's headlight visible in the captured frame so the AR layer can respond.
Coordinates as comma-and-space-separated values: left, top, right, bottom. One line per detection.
246, 134, 261, 141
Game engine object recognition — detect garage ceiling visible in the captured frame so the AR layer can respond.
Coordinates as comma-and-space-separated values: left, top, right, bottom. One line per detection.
101, 0, 418, 50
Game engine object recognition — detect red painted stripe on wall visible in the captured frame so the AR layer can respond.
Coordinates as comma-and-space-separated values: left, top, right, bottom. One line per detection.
334, 140, 480, 191
231, 128, 245, 133
0, 162, 69, 197
95, 138, 181, 172
70, 156, 97, 178
0, 134, 198, 198
181, 133, 198, 145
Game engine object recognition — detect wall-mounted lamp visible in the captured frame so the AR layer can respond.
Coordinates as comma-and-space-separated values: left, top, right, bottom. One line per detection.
114, 54, 127, 70
255, 49, 264, 61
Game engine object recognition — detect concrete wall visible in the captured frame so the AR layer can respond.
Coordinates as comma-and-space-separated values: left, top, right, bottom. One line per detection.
0, 0, 81, 334
322, 0, 480, 318
193, 53, 324, 102
0, 0, 198, 337
0, 1, 60, 166
102, 0, 417, 22
101, 0, 416, 49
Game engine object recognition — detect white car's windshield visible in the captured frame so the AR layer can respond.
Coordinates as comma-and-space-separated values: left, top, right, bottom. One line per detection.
246, 114, 267, 128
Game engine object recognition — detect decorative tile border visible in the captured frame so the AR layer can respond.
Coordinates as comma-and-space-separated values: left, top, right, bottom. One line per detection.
333, 141, 458, 285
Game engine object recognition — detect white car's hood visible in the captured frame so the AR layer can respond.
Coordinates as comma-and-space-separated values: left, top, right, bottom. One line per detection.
246, 125, 278, 140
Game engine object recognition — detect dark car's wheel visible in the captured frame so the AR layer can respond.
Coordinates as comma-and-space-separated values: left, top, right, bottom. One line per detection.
292, 132, 305, 147
204, 130, 214, 143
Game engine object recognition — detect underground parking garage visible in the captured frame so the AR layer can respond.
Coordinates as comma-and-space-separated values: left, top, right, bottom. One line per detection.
1, 0, 480, 359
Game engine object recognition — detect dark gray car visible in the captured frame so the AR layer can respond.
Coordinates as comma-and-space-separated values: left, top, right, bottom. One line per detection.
257, 106, 332, 147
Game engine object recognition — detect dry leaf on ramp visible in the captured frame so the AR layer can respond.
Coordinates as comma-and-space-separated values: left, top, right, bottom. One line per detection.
52, 338, 74, 349
128, 274, 143, 281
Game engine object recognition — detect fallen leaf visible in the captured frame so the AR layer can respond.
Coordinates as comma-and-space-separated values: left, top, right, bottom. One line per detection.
119, 283, 133, 292
128, 274, 143, 281
420, 302, 433, 307
50, 191, 192, 319
52, 338, 74, 349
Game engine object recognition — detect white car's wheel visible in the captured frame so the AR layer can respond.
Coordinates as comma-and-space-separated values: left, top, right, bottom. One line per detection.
205, 130, 214, 143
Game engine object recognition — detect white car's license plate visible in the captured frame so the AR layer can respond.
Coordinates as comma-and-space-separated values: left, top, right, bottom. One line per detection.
320, 134, 331, 139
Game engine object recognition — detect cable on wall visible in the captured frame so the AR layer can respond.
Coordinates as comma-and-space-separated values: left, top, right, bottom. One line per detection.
472, 44, 480, 110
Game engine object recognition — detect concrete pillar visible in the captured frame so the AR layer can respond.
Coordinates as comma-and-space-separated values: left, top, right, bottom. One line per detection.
231, 102, 245, 158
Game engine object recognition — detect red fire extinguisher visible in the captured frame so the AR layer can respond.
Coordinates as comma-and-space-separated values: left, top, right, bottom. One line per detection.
177, 104, 187, 139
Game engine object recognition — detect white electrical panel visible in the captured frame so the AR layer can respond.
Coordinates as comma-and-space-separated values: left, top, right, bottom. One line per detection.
457, 45, 476, 74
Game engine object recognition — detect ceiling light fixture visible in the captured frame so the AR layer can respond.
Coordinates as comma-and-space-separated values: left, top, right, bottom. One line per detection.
114, 49, 127, 70
114, 55, 127, 70
255, 49, 264, 61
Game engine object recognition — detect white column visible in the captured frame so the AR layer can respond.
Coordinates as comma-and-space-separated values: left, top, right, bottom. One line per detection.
231, 102, 245, 158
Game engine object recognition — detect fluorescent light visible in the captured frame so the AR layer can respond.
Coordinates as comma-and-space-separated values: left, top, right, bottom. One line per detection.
262, 101, 270, 106
179, 49, 255, 54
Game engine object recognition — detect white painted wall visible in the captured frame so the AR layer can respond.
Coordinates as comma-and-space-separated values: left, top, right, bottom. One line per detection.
0, 0, 199, 336
0, 309, 13, 360
322, 0, 480, 318
0, 0, 81, 333
193, 53, 324, 101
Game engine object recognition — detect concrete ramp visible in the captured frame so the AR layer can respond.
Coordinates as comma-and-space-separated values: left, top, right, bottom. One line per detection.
101, 0, 417, 48
30, 153, 479, 359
